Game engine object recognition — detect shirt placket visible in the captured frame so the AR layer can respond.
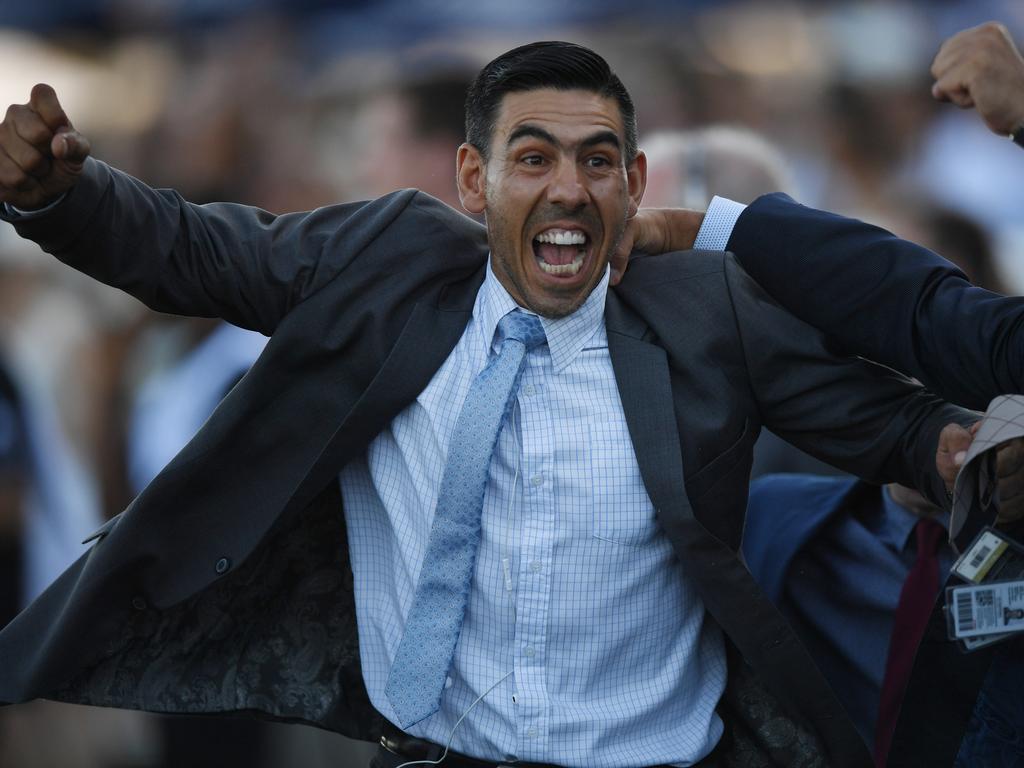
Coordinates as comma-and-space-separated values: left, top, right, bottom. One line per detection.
511, 357, 553, 759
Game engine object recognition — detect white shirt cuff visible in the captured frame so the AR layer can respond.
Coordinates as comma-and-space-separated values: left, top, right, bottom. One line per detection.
693, 196, 746, 251
4, 194, 67, 219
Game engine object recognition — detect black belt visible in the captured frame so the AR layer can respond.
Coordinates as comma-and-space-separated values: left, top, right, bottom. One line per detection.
379, 721, 566, 768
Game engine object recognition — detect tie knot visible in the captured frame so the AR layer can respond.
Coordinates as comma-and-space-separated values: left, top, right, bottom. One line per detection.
496, 311, 547, 351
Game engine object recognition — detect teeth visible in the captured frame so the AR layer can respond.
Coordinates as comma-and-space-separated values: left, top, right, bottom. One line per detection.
535, 229, 587, 245
539, 251, 585, 276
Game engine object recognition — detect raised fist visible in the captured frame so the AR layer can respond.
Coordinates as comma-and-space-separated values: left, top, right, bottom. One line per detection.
931, 22, 1024, 137
0, 84, 91, 210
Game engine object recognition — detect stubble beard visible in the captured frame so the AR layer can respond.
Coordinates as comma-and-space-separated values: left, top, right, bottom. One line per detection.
485, 203, 629, 320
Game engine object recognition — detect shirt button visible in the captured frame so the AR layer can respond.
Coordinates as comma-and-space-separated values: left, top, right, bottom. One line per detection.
529, 561, 542, 573
526, 727, 538, 738
523, 384, 537, 397
531, 474, 543, 487
215, 557, 231, 574
131, 596, 147, 611
524, 646, 535, 658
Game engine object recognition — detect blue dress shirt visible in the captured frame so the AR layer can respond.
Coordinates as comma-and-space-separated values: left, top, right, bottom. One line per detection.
340, 259, 726, 767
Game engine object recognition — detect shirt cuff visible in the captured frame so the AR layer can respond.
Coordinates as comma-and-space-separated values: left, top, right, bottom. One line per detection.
693, 196, 746, 251
3, 194, 67, 220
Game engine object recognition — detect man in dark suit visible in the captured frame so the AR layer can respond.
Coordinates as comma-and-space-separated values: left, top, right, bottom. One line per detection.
641, 23, 1024, 767
669, 22, 1024, 412
0, 42, 988, 768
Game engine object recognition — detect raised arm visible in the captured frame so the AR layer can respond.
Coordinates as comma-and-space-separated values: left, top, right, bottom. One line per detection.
0, 85, 418, 334
722, 254, 977, 508
725, 193, 1024, 412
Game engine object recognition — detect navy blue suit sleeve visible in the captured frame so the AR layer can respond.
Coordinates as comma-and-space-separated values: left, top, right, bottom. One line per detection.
727, 193, 1024, 410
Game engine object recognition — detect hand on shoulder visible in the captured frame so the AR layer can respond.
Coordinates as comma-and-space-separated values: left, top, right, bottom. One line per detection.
610, 208, 706, 285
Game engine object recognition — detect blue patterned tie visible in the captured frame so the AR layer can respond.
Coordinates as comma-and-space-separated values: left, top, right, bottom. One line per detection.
385, 310, 547, 729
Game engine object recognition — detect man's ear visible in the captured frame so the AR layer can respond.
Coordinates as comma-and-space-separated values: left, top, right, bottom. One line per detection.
457, 143, 487, 215
626, 150, 647, 218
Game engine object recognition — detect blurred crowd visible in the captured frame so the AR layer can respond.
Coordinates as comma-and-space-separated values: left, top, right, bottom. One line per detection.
1, 0, 1023, 765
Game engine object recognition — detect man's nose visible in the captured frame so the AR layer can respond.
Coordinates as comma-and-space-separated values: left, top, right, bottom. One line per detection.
545, 160, 588, 209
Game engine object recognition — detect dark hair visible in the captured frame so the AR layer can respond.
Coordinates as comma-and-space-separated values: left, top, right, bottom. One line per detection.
402, 73, 473, 140
465, 41, 638, 162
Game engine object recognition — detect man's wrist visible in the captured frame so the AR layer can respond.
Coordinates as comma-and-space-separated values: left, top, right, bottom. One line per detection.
657, 208, 705, 253
2, 193, 67, 220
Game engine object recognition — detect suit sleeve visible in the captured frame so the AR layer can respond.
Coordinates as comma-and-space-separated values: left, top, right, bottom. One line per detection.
724, 254, 976, 509
726, 193, 1024, 411
3, 158, 417, 335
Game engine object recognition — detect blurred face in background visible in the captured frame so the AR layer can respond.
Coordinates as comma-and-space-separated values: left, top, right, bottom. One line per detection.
354, 91, 463, 208
458, 88, 646, 318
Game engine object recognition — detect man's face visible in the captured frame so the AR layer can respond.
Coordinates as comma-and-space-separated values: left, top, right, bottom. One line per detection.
457, 88, 646, 318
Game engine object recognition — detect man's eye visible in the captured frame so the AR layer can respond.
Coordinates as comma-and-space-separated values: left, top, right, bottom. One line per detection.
586, 156, 611, 168
522, 155, 545, 166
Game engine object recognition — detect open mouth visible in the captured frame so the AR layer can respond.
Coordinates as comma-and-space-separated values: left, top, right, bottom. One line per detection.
532, 228, 589, 277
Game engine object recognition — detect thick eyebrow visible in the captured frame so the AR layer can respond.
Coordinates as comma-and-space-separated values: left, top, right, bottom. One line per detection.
506, 125, 621, 153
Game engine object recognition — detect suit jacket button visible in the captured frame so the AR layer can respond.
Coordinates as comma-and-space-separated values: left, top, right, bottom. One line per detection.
131, 596, 147, 611
215, 557, 231, 574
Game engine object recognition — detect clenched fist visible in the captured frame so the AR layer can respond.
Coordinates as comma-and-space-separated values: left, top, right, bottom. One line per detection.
931, 22, 1024, 137
0, 84, 91, 210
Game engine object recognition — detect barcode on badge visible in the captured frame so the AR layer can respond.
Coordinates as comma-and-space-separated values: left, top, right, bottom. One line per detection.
970, 546, 992, 569
950, 579, 1024, 638
954, 530, 1009, 583
956, 591, 975, 632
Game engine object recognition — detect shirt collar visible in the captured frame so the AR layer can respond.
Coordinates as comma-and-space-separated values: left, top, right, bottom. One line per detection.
476, 257, 609, 373
881, 486, 949, 552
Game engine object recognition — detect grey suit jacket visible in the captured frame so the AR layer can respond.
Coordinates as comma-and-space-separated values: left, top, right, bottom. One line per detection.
0, 159, 971, 767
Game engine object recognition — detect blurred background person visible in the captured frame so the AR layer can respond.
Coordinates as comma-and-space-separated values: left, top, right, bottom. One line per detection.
348, 70, 473, 209
643, 125, 796, 211
0, 215, 154, 768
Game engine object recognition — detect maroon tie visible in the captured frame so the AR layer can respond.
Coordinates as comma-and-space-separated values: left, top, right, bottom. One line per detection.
874, 517, 945, 766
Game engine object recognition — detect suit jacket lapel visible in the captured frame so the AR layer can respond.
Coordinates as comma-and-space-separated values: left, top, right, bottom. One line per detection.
604, 291, 869, 766
288, 271, 483, 518
604, 292, 692, 523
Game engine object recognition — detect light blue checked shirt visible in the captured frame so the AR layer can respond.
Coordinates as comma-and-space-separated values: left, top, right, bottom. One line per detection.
339, 200, 744, 767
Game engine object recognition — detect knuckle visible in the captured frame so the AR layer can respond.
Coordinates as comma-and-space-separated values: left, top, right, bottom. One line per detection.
21, 152, 48, 176
29, 83, 53, 105
7, 114, 49, 148
981, 22, 1005, 39
0, 166, 26, 190
22, 124, 51, 148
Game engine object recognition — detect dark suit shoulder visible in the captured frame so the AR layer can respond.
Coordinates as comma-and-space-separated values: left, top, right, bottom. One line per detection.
620, 248, 726, 287
301, 189, 487, 296
404, 190, 487, 245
